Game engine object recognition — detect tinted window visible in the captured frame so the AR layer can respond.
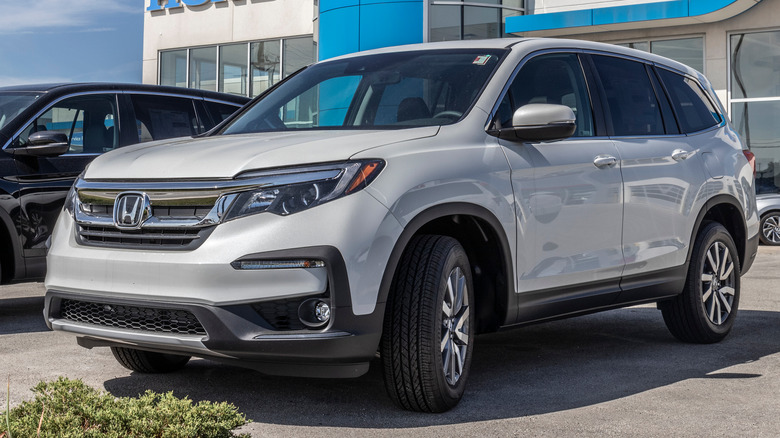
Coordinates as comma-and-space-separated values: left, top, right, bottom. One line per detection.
658, 69, 720, 133
592, 55, 664, 136
0, 92, 40, 130
504, 53, 594, 137
130, 95, 201, 142
15, 94, 118, 154
205, 101, 241, 125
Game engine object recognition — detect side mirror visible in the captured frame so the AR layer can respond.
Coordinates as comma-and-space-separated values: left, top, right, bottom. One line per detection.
492, 104, 577, 142
13, 131, 69, 157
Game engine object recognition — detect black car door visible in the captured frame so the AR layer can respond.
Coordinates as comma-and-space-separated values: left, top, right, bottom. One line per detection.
9, 93, 120, 264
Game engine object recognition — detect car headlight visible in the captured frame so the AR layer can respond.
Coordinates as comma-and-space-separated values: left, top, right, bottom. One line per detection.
223, 160, 384, 220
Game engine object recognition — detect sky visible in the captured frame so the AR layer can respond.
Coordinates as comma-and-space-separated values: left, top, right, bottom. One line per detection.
0, 0, 145, 85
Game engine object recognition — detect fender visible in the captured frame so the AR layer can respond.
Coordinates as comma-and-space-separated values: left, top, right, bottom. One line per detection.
376, 202, 517, 325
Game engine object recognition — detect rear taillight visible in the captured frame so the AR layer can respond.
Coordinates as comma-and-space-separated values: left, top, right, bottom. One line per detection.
743, 149, 756, 176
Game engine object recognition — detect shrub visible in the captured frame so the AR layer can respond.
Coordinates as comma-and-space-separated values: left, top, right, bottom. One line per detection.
1, 377, 248, 438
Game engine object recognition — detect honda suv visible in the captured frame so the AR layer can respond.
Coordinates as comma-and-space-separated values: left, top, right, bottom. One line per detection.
0, 83, 248, 283
44, 39, 759, 412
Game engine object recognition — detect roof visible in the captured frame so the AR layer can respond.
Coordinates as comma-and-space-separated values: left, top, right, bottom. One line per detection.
0, 82, 250, 104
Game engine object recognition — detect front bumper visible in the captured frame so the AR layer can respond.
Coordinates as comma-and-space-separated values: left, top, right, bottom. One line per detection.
45, 245, 385, 378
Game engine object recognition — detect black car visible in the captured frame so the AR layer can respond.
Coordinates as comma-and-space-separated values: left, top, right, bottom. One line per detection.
0, 83, 249, 283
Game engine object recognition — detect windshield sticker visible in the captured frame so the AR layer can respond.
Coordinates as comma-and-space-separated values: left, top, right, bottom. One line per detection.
472, 55, 492, 65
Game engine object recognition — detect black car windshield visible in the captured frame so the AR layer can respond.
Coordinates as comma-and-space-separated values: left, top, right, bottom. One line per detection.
0, 92, 40, 130
222, 49, 506, 134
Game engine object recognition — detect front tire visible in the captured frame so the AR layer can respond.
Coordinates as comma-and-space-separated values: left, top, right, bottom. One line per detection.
111, 347, 191, 373
759, 212, 780, 245
661, 222, 740, 343
381, 235, 474, 412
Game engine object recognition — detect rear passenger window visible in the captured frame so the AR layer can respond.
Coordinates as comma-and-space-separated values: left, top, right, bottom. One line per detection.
591, 55, 664, 136
204, 101, 241, 125
657, 69, 721, 133
505, 53, 594, 137
130, 95, 201, 143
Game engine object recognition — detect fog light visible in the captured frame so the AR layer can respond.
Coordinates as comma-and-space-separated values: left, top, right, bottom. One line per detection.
298, 298, 331, 328
315, 301, 331, 322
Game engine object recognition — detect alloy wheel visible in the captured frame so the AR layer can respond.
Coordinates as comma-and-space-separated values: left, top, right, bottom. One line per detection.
441, 266, 470, 386
700, 241, 736, 325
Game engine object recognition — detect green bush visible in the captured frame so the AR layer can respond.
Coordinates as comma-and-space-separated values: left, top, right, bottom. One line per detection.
1, 377, 248, 438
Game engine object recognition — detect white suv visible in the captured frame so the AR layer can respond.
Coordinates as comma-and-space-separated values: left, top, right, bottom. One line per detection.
45, 39, 759, 412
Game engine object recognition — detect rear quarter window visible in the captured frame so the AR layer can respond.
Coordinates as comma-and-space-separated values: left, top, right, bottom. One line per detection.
658, 69, 721, 133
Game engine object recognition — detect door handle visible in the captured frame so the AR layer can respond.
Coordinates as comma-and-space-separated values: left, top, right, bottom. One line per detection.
593, 155, 617, 168
672, 149, 690, 161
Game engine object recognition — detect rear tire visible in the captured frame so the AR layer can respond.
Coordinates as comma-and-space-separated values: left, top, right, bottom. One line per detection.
381, 235, 474, 413
111, 347, 190, 373
661, 222, 740, 343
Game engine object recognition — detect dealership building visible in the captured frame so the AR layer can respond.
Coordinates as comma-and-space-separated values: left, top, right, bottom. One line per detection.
143, 0, 780, 193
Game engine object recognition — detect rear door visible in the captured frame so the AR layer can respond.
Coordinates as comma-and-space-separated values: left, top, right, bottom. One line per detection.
588, 54, 711, 294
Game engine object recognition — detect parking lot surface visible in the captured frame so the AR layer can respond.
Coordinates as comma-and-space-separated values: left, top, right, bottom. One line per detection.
2, 247, 779, 437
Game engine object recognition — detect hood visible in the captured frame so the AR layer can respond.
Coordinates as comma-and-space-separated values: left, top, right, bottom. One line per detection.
84, 127, 439, 180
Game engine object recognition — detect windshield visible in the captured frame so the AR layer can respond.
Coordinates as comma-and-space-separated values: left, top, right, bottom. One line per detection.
222, 49, 506, 134
0, 92, 40, 130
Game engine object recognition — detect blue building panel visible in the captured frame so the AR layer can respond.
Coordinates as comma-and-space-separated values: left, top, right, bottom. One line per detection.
319, 0, 359, 13
505, 0, 759, 34
359, 2, 424, 52
505, 9, 593, 33
319, 6, 361, 60
319, 0, 424, 60
592, 0, 688, 25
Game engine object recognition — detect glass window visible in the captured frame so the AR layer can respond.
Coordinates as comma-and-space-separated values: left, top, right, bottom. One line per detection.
506, 53, 593, 137
250, 40, 281, 98
189, 47, 217, 92
615, 37, 703, 72
205, 101, 242, 125
0, 92, 40, 130
222, 49, 506, 134
463, 6, 502, 40
592, 55, 664, 136
731, 31, 780, 100
617, 41, 649, 52
732, 101, 780, 194
429, 1, 525, 42
651, 38, 704, 74
283, 36, 315, 78
15, 95, 118, 154
160, 50, 187, 88
430, 5, 461, 42
219, 44, 248, 96
658, 69, 720, 133
130, 94, 201, 142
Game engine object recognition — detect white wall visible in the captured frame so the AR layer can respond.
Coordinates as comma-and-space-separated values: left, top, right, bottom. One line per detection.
529, 0, 671, 14
142, 0, 314, 84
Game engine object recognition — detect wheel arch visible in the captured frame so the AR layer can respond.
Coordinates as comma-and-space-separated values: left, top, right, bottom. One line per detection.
377, 203, 515, 333
689, 194, 749, 272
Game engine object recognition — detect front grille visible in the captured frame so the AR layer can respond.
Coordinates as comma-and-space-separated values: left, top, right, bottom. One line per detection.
60, 299, 206, 336
76, 225, 211, 250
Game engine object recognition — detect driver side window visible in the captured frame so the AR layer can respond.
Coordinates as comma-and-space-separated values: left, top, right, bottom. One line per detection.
502, 53, 594, 137
16, 94, 118, 154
